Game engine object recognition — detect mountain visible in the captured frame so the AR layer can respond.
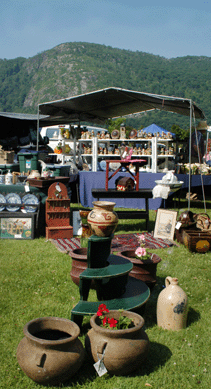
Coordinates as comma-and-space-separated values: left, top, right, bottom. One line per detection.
0, 42, 211, 130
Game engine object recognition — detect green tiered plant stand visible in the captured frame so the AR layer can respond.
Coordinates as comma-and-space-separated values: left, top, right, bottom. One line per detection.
71, 235, 150, 327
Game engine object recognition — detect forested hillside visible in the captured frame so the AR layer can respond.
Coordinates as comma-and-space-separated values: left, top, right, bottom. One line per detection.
0, 42, 211, 130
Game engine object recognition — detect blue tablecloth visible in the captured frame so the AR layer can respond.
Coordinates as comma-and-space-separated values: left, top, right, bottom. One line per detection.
79, 171, 164, 209
79, 171, 211, 210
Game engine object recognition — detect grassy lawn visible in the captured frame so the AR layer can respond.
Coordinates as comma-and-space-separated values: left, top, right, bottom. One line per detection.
0, 196, 211, 389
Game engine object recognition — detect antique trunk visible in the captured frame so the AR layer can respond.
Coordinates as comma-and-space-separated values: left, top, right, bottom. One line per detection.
182, 230, 211, 253
116, 177, 134, 191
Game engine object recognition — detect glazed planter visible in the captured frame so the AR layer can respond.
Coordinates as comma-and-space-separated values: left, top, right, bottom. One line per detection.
119, 250, 162, 290
87, 201, 118, 237
85, 310, 149, 376
157, 276, 188, 330
17, 317, 85, 385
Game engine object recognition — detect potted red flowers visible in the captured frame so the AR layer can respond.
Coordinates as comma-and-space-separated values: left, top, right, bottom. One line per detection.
85, 304, 149, 376
97, 304, 134, 330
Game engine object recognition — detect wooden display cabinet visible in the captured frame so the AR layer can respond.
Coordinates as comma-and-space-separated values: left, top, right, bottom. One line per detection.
45, 182, 73, 239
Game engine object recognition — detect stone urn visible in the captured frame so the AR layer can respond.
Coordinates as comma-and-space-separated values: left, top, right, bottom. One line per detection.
87, 201, 118, 237
119, 250, 162, 290
157, 276, 188, 330
85, 310, 149, 375
17, 317, 85, 385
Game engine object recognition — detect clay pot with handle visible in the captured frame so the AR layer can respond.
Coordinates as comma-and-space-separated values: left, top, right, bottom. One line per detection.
85, 310, 149, 375
17, 317, 85, 385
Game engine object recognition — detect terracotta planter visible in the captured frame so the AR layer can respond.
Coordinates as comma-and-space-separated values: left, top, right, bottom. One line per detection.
17, 317, 85, 385
119, 250, 161, 290
85, 310, 149, 375
157, 276, 188, 330
70, 248, 88, 286
87, 201, 118, 237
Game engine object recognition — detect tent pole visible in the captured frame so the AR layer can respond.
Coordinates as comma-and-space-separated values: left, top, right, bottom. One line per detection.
188, 101, 193, 210
37, 104, 40, 151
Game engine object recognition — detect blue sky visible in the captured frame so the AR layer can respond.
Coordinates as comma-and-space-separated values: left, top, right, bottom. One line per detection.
1, 0, 211, 60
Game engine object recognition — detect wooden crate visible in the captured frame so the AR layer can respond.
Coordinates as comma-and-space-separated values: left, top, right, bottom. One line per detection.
182, 230, 211, 253
0, 150, 14, 164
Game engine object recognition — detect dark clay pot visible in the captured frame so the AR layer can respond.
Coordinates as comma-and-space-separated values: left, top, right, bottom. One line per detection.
17, 317, 85, 385
85, 310, 149, 376
70, 248, 88, 286
119, 250, 162, 290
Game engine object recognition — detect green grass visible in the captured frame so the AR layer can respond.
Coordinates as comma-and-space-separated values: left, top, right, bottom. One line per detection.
0, 198, 211, 389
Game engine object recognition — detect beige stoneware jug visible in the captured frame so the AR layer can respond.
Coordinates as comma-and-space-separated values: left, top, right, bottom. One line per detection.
157, 276, 188, 330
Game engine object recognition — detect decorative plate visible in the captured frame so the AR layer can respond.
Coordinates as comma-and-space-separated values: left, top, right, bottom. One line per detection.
22, 194, 39, 213
109, 162, 121, 171
5, 193, 22, 212
111, 130, 120, 139
129, 129, 137, 139
99, 160, 107, 171
0, 194, 6, 212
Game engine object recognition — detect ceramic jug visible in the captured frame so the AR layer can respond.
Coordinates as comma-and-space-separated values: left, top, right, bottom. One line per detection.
156, 276, 188, 330
87, 201, 118, 237
5, 170, 13, 185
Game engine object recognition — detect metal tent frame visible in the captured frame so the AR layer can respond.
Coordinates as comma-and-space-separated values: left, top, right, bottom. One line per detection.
38, 87, 206, 209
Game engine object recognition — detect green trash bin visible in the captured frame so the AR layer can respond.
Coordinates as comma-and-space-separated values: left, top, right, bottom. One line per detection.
18, 152, 39, 173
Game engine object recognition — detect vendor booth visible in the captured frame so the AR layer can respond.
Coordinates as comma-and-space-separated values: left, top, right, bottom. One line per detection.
38, 87, 207, 210
0, 87, 208, 239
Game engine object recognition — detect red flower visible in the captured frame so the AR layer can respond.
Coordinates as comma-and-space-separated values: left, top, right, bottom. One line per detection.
98, 304, 109, 312
102, 317, 107, 326
97, 303, 109, 317
107, 318, 118, 328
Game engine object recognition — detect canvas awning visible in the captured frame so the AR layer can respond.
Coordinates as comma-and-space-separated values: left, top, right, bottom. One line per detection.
38, 87, 205, 124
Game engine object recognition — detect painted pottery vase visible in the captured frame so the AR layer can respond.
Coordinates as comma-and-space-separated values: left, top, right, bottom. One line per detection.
119, 250, 161, 290
85, 310, 149, 375
17, 317, 85, 385
87, 201, 118, 237
156, 276, 188, 330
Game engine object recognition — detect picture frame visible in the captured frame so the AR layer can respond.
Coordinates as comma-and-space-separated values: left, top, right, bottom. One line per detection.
72, 211, 82, 236
0, 213, 35, 239
154, 209, 177, 241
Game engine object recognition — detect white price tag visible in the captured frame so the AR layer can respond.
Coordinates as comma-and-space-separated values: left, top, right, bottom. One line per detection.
24, 183, 30, 192
93, 349, 108, 377
175, 221, 182, 230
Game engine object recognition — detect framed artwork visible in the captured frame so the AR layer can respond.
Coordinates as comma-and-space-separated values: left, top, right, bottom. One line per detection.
154, 209, 177, 241
72, 211, 82, 236
0, 214, 35, 239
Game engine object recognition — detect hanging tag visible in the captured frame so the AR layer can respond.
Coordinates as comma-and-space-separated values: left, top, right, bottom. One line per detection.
175, 221, 182, 230
24, 182, 30, 192
93, 349, 108, 377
